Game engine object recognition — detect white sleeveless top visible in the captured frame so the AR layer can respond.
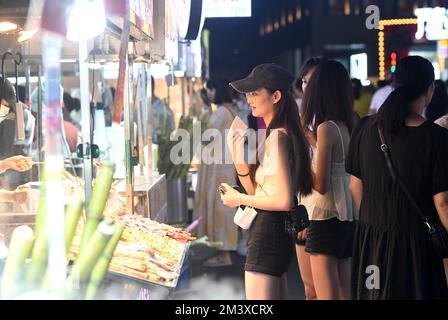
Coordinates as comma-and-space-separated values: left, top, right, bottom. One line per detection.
255, 128, 288, 197
301, 121, 358, 222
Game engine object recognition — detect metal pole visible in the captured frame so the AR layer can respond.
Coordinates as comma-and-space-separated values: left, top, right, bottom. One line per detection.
124, 56, 134, 213
136, 63, 146, 176
21, 43, 31, 103
146, 65, 153, 175
181, 77, 186, 116
79, 40, 93, 211
37, 64, 43, 165
189, 77, 194, 116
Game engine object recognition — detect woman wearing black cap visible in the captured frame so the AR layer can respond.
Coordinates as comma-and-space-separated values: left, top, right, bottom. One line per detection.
220, 63, 313, 299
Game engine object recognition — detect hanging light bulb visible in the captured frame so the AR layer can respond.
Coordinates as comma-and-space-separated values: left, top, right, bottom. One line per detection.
66, 0, 106, 42
0, 21, 18, 33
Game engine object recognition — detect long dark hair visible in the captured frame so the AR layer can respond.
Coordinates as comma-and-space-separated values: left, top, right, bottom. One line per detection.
425, 79, 448, 122
301, 60, 356, 135
296, 56, 328, 92
249, 89, 313, 196
376, 56, 434, 132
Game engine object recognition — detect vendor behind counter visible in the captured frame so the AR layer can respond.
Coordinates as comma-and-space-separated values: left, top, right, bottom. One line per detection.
0, 77, 32, 190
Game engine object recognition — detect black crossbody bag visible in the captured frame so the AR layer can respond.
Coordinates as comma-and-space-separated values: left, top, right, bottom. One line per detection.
285, 196, 310, 237
378, 126, 448, 258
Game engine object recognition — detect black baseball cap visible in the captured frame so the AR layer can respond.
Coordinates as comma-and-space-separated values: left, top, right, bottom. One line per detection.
229, 63, 295, 93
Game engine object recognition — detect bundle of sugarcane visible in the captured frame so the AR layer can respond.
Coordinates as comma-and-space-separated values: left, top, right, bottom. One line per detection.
177, 116, 194, 178
66, 220, 117, 299
0, 162, 123, 299
1, 225, 34, 299
157, 115, 183, 177
84, 223, 123, 300
77, 162, 115, 256
24, 171, 49, 290
166, 116, 194, 179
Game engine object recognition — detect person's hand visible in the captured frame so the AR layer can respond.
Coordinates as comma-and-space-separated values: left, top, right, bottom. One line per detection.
4, 113, 16, 121
3, 156, 33, 172
12, 186, 30, 204
219, 183, 242, 208
297, 228, 308, 242
304, 129, 316, 147
229, 130, 246, 164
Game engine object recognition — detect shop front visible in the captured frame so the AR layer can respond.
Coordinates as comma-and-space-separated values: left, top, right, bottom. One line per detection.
0, 0, 197, 300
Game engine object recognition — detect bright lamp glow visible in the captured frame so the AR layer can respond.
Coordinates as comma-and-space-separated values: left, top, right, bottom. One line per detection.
66, 0, 106, 42
18, 28, 38, 42
0, 21, 18, 33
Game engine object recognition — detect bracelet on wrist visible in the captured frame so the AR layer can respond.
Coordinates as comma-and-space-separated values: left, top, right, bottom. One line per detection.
240, 194, 249, 207
237, 170, 250, 177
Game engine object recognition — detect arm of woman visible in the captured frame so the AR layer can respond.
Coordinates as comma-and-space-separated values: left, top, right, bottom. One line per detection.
434, 191, 448, 232
349, 175, 363, 210
229, 130, 256, 195
222, 132, 293, 211
313, 122, 334, 195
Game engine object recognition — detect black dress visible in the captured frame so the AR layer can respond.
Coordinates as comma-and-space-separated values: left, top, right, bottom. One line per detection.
346, 116, 448, 300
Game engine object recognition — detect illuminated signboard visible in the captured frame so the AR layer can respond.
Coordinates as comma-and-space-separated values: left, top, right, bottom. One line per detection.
129, 0, 154, 37
204, 0, 251, 18
415, 7, 448, 41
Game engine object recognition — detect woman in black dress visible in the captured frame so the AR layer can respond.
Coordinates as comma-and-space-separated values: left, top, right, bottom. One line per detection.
347, 56, 448, 299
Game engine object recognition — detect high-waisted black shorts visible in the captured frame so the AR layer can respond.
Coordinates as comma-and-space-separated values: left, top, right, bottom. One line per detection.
305, 218, 356, 259
245, 210, 293, 277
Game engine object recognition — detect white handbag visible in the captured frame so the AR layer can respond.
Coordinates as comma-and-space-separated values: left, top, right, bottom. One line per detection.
233, 196, 257, 230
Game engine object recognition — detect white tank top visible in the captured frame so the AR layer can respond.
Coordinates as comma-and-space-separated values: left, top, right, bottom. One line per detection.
255, 128, 288, 197
301, 121, 358, 221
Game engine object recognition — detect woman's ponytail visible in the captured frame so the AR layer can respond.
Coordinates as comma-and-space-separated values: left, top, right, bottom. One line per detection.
374, 56, 435, 133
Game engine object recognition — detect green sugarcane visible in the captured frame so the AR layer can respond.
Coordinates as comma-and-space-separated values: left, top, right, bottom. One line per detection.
169, 116, 186, 178
34, 172, 47, 240
65, 199, 83, 254
25, 175, 49, 288
66, 220, 116, 298
40, 199, 84, 292
78, 163, 115, 256
25, 184, 48, 289
180, 117, 194, 178
1, 225, 34, 299
24, 231, 47, 289
169, 117, 184, 175
84, 223, 123, 300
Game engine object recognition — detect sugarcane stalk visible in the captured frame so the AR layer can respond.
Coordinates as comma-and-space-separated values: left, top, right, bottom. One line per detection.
66, 220, 116, 298
65, 199, 83, 254
34, 171, 47, 240
24, 232, 47, 289
25, 184, 68, 289
84, 223, 123, 300
1, 225, 34, 299
78, 163, 115, 256
39, 199, 84, 292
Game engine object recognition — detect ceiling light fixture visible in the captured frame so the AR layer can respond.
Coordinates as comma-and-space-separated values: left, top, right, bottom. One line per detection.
0, 21, 18, 33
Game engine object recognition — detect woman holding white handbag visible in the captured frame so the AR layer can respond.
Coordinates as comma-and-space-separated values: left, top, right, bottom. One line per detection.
220, 63, 313, 300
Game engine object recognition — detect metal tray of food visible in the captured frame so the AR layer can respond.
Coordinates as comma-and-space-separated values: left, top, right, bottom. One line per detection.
106, 241, 191, 289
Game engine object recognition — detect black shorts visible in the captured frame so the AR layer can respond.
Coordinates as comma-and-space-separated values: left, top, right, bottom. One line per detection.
245, 210, 293, 277
305, 218, 356, 259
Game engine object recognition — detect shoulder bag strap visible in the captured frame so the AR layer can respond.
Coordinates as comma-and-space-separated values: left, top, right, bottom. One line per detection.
377, 126, 435, 232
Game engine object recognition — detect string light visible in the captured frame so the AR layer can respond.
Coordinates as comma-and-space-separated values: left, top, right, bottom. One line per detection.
296, 6, 302, 20
377, 19, 418, 80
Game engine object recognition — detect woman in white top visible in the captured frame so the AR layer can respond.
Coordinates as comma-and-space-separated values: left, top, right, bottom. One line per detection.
300, 60, 358, 300
220, 63, 313, 299
295, 56, 328, 301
